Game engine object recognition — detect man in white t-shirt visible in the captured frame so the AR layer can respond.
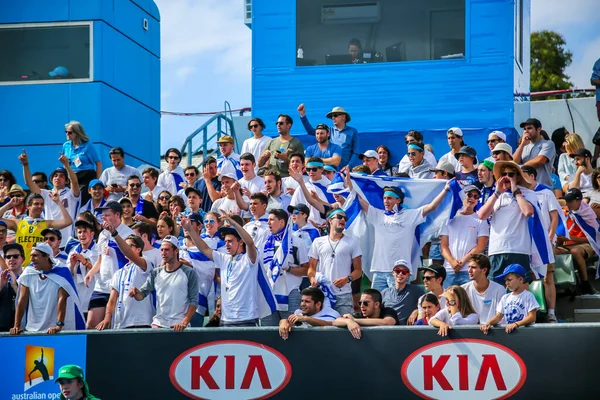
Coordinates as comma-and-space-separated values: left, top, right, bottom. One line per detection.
67, 220, 99, 314
132, 221, 162, 268
243, 193, 270, 251
278, 287, 340, 340
182, 213, 261, 326
290, 156, 333, 225
142, 167, 168, 203
158, 148, 186, 196
440, 185, 489, 287
239, 153, 266, 195
84, 201, 135, 329
211, 172, 245, 216
437, 127, 464, 171
461, 254, 505, 325
242, 118, 271, 173
282, 153, 306, 195
307, 209, 362, 316
100, 147, 142, 202
130, 235, 199, 331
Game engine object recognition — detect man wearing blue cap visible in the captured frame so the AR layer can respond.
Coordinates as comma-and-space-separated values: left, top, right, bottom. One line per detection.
304, 124, 343, 168
290, 156, 334, 225
480, 264, 540, 335
78, 179, 107, 223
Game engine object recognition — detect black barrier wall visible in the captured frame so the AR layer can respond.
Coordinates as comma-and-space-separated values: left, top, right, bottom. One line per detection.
79, 325, 598, 399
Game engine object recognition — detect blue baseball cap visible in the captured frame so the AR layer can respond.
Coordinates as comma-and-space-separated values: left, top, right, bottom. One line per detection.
89, 179, 105, 189
495, 264, 527, 282
50, 167, 68, 180
49, 66, 70, 77
0, 220, 7, 229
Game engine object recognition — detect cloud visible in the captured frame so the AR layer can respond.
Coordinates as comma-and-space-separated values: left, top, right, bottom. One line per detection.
531, 0, 599, 31
567, 37, 600, 88
175, 65, 197, 81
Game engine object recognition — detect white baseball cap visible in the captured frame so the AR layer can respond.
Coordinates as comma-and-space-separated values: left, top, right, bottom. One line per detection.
359, 150, 379, 160
447, 127, 463, 137
393, 259, 411, 272
488, 131, 506, 142
32, 243, 56, 264
162, 235, 180, 249
492, 143, 513, 156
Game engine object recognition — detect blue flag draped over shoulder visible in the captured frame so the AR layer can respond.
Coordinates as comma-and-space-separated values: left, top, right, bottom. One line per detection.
41, 266, 86, 330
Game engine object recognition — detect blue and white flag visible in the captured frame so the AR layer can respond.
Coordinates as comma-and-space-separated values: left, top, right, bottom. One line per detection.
566, 202, 600, 277
256, 251, 278, 318
316, 272, 337, 309
262, 224, 292, 311
217, 155, 243, 180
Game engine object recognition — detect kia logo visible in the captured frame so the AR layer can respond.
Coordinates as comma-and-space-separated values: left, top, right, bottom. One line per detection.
401, 339, 526, 400
170, 340, 292, 399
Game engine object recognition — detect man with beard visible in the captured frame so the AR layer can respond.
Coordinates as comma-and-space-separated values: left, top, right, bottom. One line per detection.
304, 124, 342, 168
278, 287, 340, 339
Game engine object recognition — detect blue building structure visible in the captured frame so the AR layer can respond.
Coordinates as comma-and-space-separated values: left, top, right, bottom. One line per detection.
249, 0, 530, 165
0, 0, 161, 178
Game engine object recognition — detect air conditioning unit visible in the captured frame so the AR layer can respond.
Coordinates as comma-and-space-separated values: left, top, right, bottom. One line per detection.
321, 2, 381, 25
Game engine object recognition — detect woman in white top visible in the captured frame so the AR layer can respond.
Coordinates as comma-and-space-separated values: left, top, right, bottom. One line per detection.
558, 133, 584, 189
430, 285, 479, 336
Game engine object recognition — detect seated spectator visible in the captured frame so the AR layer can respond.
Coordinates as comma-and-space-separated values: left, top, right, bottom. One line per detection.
239, 153, 266, 195
492, 143, 513, 162
416, 265, 447, 321
382, 260, 424, 325
96, 234, 154, 330
440, 185, 489, 287
323, 165, 337, 182
359, 150, 388, 176
282, 153, 306, 194
481, 264, 539, 335
485, 131, 507, 161
555, 188, 598, 294
568, 148, 594, 193
129, 235, 198, 331
376, 145, 398, 176
304, 124, 343, 167
68, 220, 98, 315
462, 254, 505, 325
438, 127, 464, 170
558, 133, 584, 187
406, 144, 434, 179
279, 287, 340, 340
155, 190, 172, 215
205, 296, 222, 327
585, 167, 600, 210
0, 170, 17, 207
79, 179, 107, 223
242, 118, 271, 172
551, 127, 569, 171
333, 288, 399, 339
118, 197, 135, 227
430, 286, 479, 336
514, 118, 556, 188
476, 160, 496, 207
429, 160, 455, 180
166, 196, 185, 235
398, 130, 437, 174
142, 167, 167, 202
2, 184, 28, 242
100, 147, 142, 202
126, 175, 159, 227
454, 146, 478, 184
177, 166, 200, 202
258, 114, 304, 178
158, 148, 186, 196
216, 135, 242, 178
0, 243, 25, 331
196, 157, 222, 212
414, 293, 440, 326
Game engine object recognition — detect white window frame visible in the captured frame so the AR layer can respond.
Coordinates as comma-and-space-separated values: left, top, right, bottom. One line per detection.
0, 21, 94, 86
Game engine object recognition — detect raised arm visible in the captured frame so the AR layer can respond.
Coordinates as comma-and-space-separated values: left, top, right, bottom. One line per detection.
110, 225, 148, 270
341, 166, 368, 212
46, 190, 74, 229
0, 198, 19, 231
230, 181, 249, 211
181, 217, 214, 261
201, 166, 221, 202
290, 166, 326, 214
220, 211, 257, 264
19, 150, 39, 194
59, 154, 80, 197
478, 177, 505, 220
297, 104, 316, 136
422, 181, 450, 217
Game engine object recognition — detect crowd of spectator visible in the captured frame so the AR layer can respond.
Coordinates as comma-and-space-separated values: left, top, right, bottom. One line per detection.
1, 108, 600, 338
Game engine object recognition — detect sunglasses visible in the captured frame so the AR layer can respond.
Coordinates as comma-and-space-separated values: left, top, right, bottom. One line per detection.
0, 229, 7, 234
423, 276, 437, 281
393, 269, 409, 276
405, 140, 417, 145
407, 152, 419, 156
358, 301, 370, 306
331, 113, 341, 118
5, 254, 20, 259
44, 236, 57, 242
466, 193, 481, 199
128, 183, 142, 188
293, 210, 305, 215
502, 172, 516, 178
204, 219, 216, 224
65, 131, 73, 135
331, 214, 347, 221
185, 173, 196, 177
32, 179, 45, 184
276, 121, 286, 126
0, 178, 7, 182
306, 167, 320, 172
9, 194, 24, 198
249, 124, 259, 129
167, 156, 180, 160
487, 139, 499, 144
158, 196, 171, 201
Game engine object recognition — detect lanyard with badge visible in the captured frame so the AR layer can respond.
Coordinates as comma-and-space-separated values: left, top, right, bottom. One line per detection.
225, 254, 243, 292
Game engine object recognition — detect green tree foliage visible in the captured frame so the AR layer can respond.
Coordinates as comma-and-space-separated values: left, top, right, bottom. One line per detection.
530, 30, 573, 93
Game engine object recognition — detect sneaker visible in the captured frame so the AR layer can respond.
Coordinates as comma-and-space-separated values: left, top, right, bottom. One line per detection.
547, 314, 558, 323
581, 280, 598, 295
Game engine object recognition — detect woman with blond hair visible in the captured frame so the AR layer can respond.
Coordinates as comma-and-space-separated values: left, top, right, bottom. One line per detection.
429, 285, 479, 336
62, 121, 102, 204
558, 133, 585, 187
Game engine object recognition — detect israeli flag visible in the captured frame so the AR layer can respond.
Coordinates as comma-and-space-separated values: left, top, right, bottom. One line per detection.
566, 202, 600, 277
217, 155, 243, 180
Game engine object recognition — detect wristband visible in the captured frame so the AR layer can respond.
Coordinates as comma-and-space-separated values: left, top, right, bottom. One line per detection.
111, 230, 118, 238
513, 189, 522, 197
494, 190, 501, 196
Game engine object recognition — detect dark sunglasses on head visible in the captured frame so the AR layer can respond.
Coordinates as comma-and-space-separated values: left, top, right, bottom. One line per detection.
502, 172, 516, 178
249, 124, 259, 129
44, 236, 57, 242
358, 301, 370, 306
276, 121, 286, 126
306, 167, 320, 172
407, 152, 418, 157
5, 254, 20, 259
466, 193, 481, 199
423, 276, 437, 281
129, 183, 142, 188
158, 196, 171, 201
393, 269, 409, 276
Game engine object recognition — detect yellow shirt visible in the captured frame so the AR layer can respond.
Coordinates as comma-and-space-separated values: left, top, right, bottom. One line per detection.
16, 218, 47, 266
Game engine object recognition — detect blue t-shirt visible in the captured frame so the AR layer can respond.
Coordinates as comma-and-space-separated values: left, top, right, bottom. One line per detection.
592, 58, 600, 102
62, 140, 100, 172
300, 115, 359, 167
305, 142, 343, 161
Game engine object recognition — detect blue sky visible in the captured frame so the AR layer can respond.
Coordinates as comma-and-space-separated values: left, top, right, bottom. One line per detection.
155, 0, 600, 153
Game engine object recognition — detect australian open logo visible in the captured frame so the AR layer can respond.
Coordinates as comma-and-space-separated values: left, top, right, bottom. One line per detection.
24, 345, 54, 391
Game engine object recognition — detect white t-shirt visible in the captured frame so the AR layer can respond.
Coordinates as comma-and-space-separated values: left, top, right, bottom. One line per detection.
211, 197, 245, 216
430, 308, 479, 325
367, 206, 426, 276
100, 165, 142, 202
244, 219, 270, 253
497, 290, 539, 324
488, 192, 531, 256
180, 243, 217, 315
68, 242, 99, 312
157, 166, 186, 196
440, 213, 489, 273
438, 151, 460, 170
214, 251, 259, 323
41, 187, 81, 242
308, 235, 362, 295
110, 258, 154, 328
94, 224, 135, 294
293, 225, 320, 254
568, 172, 593, 193
239, 175, 266, 195
143, 247, 162, 270
242, 136, 271, 172
290, 176, 331, 225
533, 186, 559, 232
19, 270, 61, 332
462, 280, 506, 324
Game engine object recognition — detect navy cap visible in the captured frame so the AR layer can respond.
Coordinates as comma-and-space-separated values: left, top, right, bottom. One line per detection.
217, 227, 241, 241
419, 264, 447, 281
185, 187, 202, 197
454, 146, 478, 164
95, 201, 123, 214
189, 212, 203, 224
50, 167, 68, 180
520, 118, 542, 129
288, 204, 310, 215
41, 228, 62, 240
569, 148, 593, 159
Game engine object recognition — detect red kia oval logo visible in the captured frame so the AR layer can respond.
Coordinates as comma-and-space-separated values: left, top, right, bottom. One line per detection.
170, 340, 292, 399
401, 339, 526, 400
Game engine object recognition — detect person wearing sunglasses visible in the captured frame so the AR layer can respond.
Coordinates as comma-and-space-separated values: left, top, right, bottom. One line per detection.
177, 166, 200, 200
491, 143, 513, 163
333, 288, 399, 339
288, 204, 320, 250
126, 176, 158, 228
414, 264, 447, 322
513, 118, 556, 188
297, 104, 359, 168
0, 243, 25, 332
41, 228, 69, 264
307, 209, 362, 316
242, 118, 271, 172
304, 124, 343, 168
157, 148, 186, 196
440, 185, 489, 288
258, 114, 304, 178
290, 156, 334, 226
485, 131, 507, 162
31, 172, 51, 191
398, 130, 437, 174
380, 260, 424, 325
406, 144, 434, 179
430, 285, 479, 336
437, 127, 464, 171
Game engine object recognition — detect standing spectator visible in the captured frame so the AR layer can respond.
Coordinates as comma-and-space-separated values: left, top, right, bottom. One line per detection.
298, 104, 359, 167
62, 121, 102, 205
99, 147, 142, 202
477, 160, 496, 208
307, 209, 362, 315
142, 167, 167, 202
0, 221, 6, 256
68, 220, 98, 316
359, 150, 388, 176
158, 148, 186, 196
514, 118, 556, 188
398, 131, 437, 174
290, 156, 333, 225
485, 131, 507, 161
430, 286, 479, 336
41, 228, 68, 264
406, 144, 434, 179
131, 221, 162, 267
238, 153, 266, 195
243, 193, 270, 250
477, 161, 535, 280
440, 185, 489, 287
591, 57, 600, 166
492, 143, 513, 162
414, 294, 440, 326
279, 287, 340, 339
568, 148, 594, 192
282, 153, 306, 194
416, 265, 447, 320
288, 203, 320, 251
304, 124, 343, 168
333, 288, 399, 339
481, 264, 539, 334
0, 170, 17, 207
211, 173, 244, 217
2, 185, 28, 243
376, 145, 398, 176
79, 179, 107, 223
216, 135, 242, 178
184, 187, 204, 217
176, 166, 200, 202
558, 133, 585, 188
429, 160, 455, 180
242, 118, 271, 172
126, 175, 159, 227
462, 254, 506, 325
258, 114, 304, 178
196, 157, 222, 212
263, 170, 292, 212
31, 172, 50, 191
0, 243, 25, 331
382, 260, 424, 325
118, 198, 135, 228
454, 146, 479, 184
129, 236, 198, 331
438, 127, 464, 170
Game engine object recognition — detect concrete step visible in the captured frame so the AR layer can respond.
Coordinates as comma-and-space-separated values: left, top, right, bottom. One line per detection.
557, 294, 600, 321
574, 309, 600, 323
